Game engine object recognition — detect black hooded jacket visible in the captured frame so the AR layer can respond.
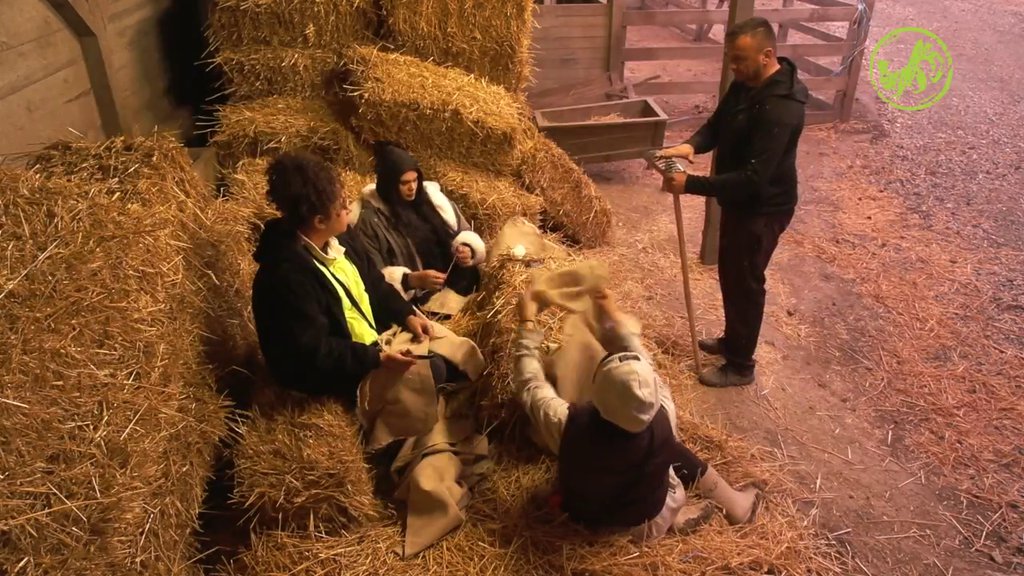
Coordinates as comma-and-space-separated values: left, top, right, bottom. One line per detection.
250, 218, 415, 401
682, 57, 809, 214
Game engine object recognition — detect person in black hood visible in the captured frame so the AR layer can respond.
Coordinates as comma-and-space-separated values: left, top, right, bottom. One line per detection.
350, 142, 486, 310
250, 151, 436, 404
657, 17, 808, 389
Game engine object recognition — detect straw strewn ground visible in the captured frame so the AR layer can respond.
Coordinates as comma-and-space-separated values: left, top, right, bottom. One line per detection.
0, 166, 226, 575
211, 97, 374, 173
207, 0, 378, 51
232, 401, 385, 533
340, 46, 534, 177
418, 158, 543, 241
224, 436, 841, 576
518, 135, 613, 249
214, 47, 343, 102
379, 0, 535, 94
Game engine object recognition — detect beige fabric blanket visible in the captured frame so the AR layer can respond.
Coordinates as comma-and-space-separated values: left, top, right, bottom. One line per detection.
357, 320, 485, 451
389, 396, 490, 558
489, 217, 570, 263
531, 261, 641, 403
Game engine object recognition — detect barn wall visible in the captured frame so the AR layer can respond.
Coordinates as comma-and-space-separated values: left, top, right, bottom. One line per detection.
530, 3, 612, 90
0, 0, 103, 156
0, 0, 188, 158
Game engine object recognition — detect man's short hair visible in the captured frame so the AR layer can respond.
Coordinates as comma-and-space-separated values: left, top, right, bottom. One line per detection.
725, 16, 777, 50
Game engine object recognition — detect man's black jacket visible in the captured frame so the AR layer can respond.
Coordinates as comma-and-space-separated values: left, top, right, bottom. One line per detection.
250, 218, 414, 402
683, 56, 809, 214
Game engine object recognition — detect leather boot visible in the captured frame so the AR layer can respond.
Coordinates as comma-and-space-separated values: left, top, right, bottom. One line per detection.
697, 337, 724, 356
696, 466, 763, 525
698, 364, 755, 388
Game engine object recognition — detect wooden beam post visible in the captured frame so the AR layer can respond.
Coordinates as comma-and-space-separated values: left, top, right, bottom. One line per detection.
777, 0, 795, 43
44, 0, 126, 137
835, 0, 875, 122
608, 0, 628, 84
700, 0, 754, 266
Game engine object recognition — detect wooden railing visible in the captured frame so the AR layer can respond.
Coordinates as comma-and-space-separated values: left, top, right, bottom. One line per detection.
610, 0, 874, 124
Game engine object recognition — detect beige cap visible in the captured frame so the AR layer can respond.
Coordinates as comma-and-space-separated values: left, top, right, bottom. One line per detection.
591, 352, 659, 433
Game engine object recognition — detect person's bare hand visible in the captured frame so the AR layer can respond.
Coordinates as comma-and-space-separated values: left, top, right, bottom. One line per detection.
409, 270, 446, 291
519, 289, 539, 324
661, 172, 687, 195
656, 143, 695, 163
380, 350, 416, 372
454, 244, 473, 267
405, 315, 434, 342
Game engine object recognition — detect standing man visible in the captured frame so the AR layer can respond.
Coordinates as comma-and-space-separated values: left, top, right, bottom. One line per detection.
657, 17, 808, 388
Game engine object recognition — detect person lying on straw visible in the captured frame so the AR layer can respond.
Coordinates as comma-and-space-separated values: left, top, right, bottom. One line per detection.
350, 141, 485, 316
514, 285, 763, 542
250, 151, 475, 409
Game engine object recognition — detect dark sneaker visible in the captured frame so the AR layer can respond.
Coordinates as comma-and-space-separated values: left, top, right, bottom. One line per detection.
697, 337, 724, 356
698, 364, 755, 388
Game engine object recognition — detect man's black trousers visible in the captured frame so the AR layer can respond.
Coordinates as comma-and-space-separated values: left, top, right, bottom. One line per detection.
717, 208, 795, 374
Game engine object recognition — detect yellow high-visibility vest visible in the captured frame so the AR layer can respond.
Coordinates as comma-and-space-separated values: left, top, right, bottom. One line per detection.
314, 255, 379, 346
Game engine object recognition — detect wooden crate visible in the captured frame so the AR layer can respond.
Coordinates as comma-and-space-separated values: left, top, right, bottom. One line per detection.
534, 97, 668, 164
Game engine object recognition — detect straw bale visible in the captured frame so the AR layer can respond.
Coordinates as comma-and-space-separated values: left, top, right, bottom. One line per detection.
0, 168, 227, 575
214, 47, 343, 102
225, 156, 371, 207
232, 401, 384, 533
339, 45, 535, 177
225, 452, 842, 576
379, 0, 535, 93
517, 134, 613, 249
418, 157, 543, 241
207, 0, 378, 52
211, 97, 374, 173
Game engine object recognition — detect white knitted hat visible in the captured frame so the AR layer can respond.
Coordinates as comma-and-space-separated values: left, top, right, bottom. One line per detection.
591, 352, 659, 433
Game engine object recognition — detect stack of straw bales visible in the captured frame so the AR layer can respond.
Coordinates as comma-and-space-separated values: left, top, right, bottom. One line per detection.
212, 97, 374, 173
214, 47, 343, 101
208, 0, 378, 52
517, 135, 614, 249
338, 46, 534, 178
417, 157, 543, 241
378, 0, 536, 94
232, 401, 385, 533
1, 141, 229, 573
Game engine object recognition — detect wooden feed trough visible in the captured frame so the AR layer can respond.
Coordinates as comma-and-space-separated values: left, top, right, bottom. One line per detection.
534, 97, 668, 164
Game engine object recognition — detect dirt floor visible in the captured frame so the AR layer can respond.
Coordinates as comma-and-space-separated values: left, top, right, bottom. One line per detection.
576, 3, 1024, 575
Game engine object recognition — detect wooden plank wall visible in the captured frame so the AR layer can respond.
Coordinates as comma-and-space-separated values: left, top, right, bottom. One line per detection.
0, 0, 103, 156
529, 3, 611, 91
101, 0, 183, 136
0, 0, 184, 158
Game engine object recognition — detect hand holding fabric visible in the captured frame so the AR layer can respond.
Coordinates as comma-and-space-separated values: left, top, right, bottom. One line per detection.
405, 315, 434, 342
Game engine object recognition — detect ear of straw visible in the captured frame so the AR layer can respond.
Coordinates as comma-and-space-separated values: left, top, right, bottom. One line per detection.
1, 158, 227, 574
517, 135, 613, 249
231, 400, 386, 534
417, 157, 543, 241
379, 0, 536, 94
206, 0, 378, 52
212, 47, 344, 102
226, 449, 843, 576
209, 97, 374, 173
338, 45, 536, 178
